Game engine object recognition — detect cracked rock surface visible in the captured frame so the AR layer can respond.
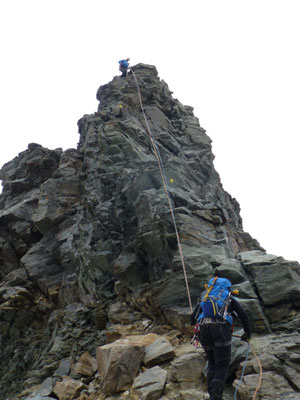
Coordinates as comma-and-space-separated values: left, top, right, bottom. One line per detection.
0, 64, 299, 399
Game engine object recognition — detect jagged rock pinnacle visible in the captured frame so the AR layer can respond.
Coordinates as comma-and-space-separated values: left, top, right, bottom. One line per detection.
0, 63, 299, 400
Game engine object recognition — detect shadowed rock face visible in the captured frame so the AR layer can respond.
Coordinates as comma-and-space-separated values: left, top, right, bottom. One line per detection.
76, 63, 264, 318
0, 64, 299, 399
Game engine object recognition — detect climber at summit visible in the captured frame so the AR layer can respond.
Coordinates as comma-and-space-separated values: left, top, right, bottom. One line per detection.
191, 275, 251, 400
119, 58, 130, 77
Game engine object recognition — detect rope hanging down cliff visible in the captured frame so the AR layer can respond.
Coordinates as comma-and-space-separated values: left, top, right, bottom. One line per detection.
131, 68, 193, 312
130, 69, 262, 400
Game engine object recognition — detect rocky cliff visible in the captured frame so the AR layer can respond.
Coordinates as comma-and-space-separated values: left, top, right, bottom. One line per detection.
0, 64, 299, 400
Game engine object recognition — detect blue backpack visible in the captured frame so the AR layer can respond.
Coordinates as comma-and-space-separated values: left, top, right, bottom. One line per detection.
198, 277, 233, 325
119, 59, 129, 68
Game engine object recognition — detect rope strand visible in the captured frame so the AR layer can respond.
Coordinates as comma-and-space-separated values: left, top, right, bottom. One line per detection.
131, 68, 193, 311
232, 335, 263, 400
250, 342, 262, 399
233, 341, 250, 400
130, 69, 263, 400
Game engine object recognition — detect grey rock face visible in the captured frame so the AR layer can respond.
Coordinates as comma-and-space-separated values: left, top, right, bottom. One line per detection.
239, 250, 300, 329
233, 332, 300, 399
0, 144, 61, 196
0, 63, 299, 399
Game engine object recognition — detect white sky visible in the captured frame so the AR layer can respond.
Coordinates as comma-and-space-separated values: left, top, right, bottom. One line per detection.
1, 0, 299, 262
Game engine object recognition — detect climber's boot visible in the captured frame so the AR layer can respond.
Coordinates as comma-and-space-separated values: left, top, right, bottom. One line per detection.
211, 379, 225, 400
207, 371, 215, 398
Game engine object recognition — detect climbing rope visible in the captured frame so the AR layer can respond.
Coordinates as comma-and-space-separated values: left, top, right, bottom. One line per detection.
233, 341, 250, 400
250, 341, 262, 399
232, 335, 263, 400
131, 68, 193, 312
130, 69, 263, 400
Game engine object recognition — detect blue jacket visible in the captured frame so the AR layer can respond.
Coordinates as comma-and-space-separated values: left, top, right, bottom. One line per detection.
119, 59, 129, 68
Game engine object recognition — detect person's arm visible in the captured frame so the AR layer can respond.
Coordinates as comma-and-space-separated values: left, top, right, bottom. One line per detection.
231, 298, 251, 340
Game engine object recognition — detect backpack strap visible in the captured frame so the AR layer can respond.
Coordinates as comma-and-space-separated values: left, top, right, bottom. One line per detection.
223, 291, 232, 317
203, 276, 218, 299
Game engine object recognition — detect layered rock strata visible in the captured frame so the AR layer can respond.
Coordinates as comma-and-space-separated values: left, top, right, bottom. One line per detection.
0, 64, 299, 400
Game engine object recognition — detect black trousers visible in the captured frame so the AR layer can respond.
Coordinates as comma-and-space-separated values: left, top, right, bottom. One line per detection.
120, 67, 127, 77
199, 322, 232, 397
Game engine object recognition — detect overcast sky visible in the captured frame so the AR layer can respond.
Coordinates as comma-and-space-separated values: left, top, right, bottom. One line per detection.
1, 0, 299, 262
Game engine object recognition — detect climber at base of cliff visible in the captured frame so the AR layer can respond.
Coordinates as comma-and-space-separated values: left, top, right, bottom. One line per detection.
191, 274, 251, 400
119, 58, 130, 77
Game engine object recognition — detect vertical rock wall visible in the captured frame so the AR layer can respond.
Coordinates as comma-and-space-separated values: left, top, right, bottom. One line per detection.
74, 64, 265, 326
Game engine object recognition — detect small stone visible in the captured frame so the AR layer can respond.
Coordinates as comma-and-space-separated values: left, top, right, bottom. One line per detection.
53, 376, 85, 400
73, 351, 97, 377
53, 359, 72, 378
37, 377, 54, 396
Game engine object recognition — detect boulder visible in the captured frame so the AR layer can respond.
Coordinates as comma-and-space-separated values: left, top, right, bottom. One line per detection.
239, 251, 300, 307
53, 359, 72, 378
131, 366, 167, 400
235, 371, 294, 400
73, 351, 97, 377
96, 334, 159, 395
37, 377, 54, 397
231, 281, 257, 299
143, 337, 174, 366
53, 376, 85, 400
212, 258, 246, 284
239, 250, 280, 266
170, 352, 206, 388
234, 333, 300, 399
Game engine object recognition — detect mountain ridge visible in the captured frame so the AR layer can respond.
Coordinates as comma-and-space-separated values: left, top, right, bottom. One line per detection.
0, 63, 299, 400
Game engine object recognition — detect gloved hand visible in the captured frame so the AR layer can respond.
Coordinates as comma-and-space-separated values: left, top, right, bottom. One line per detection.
241, 332, 251, 342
